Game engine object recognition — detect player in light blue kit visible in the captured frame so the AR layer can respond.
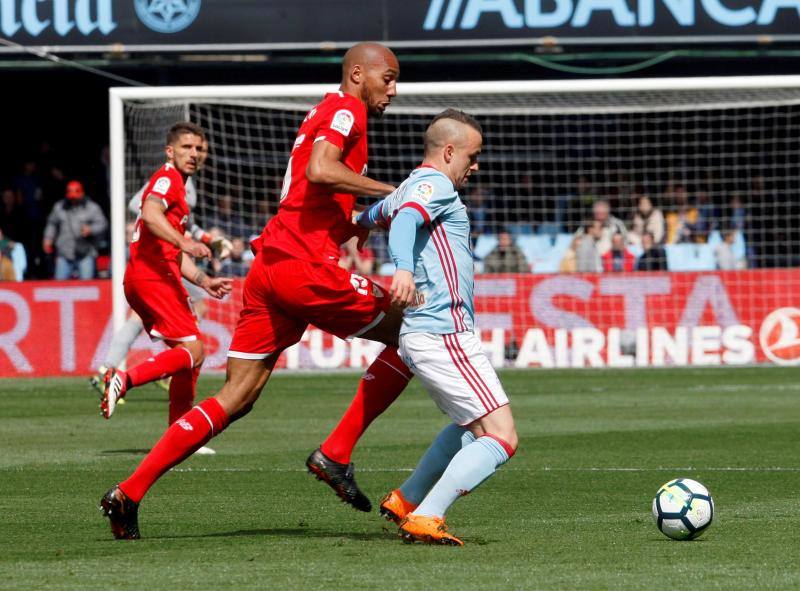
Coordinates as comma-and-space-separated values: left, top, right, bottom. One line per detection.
356, 109, 518, 545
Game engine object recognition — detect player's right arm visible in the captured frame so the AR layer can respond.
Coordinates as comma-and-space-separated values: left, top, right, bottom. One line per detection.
306, 140, 394, 197
140, 196, 211, 259
388, 208, 424, 308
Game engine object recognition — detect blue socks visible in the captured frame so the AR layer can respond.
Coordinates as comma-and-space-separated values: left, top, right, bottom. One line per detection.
399, 423, 475, 505
413, 436, 510, 518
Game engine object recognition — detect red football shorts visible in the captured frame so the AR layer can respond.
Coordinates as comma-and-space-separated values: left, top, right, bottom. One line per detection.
124, 278, 200, 342
228, 250, 390, 359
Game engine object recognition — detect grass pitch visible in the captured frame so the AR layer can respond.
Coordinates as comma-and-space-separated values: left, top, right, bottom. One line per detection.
1, 368, 799, 590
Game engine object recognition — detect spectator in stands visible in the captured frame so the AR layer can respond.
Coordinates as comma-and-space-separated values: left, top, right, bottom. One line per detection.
1, 187, 29, 244
465, 183, 492, 237
575, 221, 602, 273
602, 233, 635, 272
575, 199, 627, 255
483, 231, 530, 273
339, 235, 375, 275
559, 236, 580, 273
629, 195, 665, 245
218, 237, 252, 278
715, 230, 745, 270
664, 184, 698, 243
726, 193, 746, 233
693, 189, 717, 241
207, 194, 249, 240
0, 229, 19, 281
42, 180, 108, 280
635, 231, 668, 271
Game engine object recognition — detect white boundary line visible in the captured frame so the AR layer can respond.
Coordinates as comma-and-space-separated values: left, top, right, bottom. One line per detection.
170, 466, 800, 474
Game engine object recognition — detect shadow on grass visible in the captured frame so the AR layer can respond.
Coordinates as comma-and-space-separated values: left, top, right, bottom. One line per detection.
149, 527, 392, 542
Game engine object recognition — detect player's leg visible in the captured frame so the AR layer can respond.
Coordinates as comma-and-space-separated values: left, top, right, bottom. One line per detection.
379, 423, 473, 524
90, 312, 145, 396
100, 355, 279, 540
317, 306, 409, 465
279, 263, 412, 510
162, 279, 209, 396
101, 281, 202, 419
101, 254, 303, 539
395, 332, 516, 545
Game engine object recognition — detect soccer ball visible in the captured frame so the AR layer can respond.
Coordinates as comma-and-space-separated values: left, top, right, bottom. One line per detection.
652, 478, 714, 540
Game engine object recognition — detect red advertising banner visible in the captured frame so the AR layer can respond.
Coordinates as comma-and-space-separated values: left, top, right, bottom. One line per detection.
1, 271, 799, 377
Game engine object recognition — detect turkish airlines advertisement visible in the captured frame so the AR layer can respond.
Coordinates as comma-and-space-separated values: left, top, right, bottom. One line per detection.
1, 270, 799, 377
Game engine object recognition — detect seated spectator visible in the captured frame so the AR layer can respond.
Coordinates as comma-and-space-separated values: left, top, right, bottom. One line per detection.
575, 199, 627, 255
483, 231, 530, 273
0, 229, 17, 281
602, 233, 635, 272
629, 196, 665, 245
559, 236, 581, 273
575, 221, 602, 273
694, 190, 717, 241
635, 231, 668, 271
664, 184, 698, 243
715, 230, 745, 270
339, 236, 375, 275
43, 181, 108, 280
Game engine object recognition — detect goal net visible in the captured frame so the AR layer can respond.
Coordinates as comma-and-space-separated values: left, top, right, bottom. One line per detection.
110, 78, 800, 371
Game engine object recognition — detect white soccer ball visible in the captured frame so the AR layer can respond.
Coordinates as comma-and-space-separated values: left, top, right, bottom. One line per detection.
652, 478, 714, 540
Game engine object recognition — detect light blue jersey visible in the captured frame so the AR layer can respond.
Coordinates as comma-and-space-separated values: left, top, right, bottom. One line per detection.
379, 167, 474, 335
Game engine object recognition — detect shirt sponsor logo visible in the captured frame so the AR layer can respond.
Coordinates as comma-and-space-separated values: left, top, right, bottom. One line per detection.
759, 307, 800, 365
411, 182, 434, 203
153, 176, 171, 195
330, 109, 355, 136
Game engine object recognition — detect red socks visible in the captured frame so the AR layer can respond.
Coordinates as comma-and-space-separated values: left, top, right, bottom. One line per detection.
119, 397, 229, 503
127, 347, 193, 388
168, 366, 200, 425
320, 346, 412, 464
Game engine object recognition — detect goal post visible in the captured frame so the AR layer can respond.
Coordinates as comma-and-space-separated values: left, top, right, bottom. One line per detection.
109, 76, 800, 370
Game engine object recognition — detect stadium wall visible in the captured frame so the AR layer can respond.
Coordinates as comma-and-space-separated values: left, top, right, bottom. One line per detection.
1, 271, 798, 377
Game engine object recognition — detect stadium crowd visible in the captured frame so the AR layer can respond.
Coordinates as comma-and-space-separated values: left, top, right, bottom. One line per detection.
2, 143, 798, 281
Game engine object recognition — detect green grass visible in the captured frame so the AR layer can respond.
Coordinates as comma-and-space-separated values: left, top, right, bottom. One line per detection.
1, 368, 799, 590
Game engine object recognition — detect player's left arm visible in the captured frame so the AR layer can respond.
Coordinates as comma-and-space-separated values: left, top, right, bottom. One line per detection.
180, 255, 233, 300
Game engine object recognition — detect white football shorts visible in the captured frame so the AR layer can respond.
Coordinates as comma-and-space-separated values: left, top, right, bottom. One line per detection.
398, 330, 509, 426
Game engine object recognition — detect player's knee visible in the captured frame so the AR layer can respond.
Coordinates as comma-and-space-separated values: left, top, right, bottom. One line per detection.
485, 429, 517, 459
183, 341, 205, 367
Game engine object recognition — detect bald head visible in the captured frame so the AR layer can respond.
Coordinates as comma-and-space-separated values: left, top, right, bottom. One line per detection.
340, 43, 399, 117
342, 43, 398, 80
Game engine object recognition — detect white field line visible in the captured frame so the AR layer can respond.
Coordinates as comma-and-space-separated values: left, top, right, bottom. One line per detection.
171, 466, 800, 474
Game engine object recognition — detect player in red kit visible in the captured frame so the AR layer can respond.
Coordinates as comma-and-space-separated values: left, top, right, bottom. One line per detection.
99, 122, 232, 430
100, 43, 415, 540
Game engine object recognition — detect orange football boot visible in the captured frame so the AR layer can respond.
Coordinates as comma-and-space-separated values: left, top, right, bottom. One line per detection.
398, 514, 464, 546
379, 489, 418, 524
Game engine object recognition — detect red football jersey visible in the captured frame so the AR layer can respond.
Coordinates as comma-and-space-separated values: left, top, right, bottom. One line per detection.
126, 163, 190, 282
259, 91, 369, 263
